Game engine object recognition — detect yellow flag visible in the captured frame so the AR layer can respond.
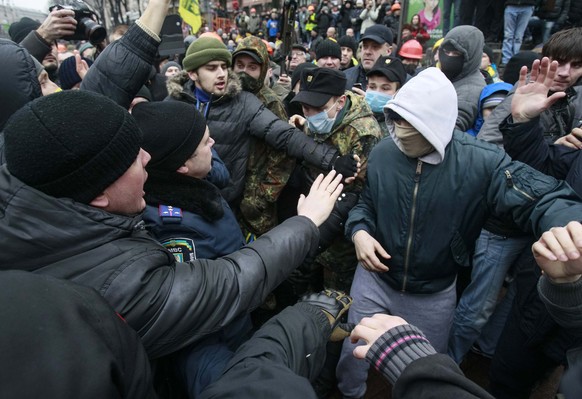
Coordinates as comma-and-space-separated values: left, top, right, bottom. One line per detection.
179, 0, 202, 33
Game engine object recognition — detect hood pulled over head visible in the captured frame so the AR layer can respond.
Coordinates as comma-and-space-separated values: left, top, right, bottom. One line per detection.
385, 67, 457, 164
232, 36, 270, 92
439, 25, 484, 82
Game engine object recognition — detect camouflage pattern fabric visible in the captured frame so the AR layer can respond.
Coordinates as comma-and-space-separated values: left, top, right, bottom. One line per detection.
235, 36, 297, 236
302, 91, 382, 292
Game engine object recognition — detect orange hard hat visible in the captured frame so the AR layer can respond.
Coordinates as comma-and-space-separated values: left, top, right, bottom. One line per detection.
391, 3, 401, 12
399, 39, 423, 60
308, 5, 315, 11
199, 31, 223, 41
261, 39, 274, 55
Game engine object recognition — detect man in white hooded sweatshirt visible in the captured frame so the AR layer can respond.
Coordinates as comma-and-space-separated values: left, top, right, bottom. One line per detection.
335, 66, 582, 399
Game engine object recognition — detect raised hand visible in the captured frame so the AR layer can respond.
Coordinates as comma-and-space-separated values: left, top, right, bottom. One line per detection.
532, 221, 582, 283
297, 170, 344, 226
511, 57, 567, 123
36, 8, 77, 43
74, 50, 90, 80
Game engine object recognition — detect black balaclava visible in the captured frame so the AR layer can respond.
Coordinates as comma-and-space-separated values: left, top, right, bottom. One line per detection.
439, 44, 464, 81
238, 72, 262, 93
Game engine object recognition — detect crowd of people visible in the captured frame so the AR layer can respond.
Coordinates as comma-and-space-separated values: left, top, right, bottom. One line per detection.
2, 0, 582, 398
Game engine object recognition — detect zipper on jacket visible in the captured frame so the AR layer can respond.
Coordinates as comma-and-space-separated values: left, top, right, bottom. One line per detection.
504, 170, 535, 201
402, 160, 423, 291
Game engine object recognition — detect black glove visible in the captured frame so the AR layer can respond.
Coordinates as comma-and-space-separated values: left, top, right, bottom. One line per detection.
298, 289, 354, 341
317, 192, 359, 252
332, 154, 358, 179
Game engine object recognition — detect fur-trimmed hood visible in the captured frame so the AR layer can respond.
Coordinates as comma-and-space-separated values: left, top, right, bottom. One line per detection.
166, 69, 242, 105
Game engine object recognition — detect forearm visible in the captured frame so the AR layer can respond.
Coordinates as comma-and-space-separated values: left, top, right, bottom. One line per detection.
365, 324, 436, 384
127, 216, 319, 358
264, 122, 338, 170
501, 115, 573, 179
137, 0, 171, 37
81, 23, 160, 108
19, 31, 52, 63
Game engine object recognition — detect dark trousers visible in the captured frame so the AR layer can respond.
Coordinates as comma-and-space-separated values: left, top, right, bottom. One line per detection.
489, 307, 560, 399
459, 0, 494, 33
489, 250, 582, 398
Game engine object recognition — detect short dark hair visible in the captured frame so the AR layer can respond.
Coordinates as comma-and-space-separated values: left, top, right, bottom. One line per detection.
542, 27, 582, 63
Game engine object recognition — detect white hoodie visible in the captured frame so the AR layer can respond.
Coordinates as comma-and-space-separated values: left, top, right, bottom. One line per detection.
385, 67, 458, 165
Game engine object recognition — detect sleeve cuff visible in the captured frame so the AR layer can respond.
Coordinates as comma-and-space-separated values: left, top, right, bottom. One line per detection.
134, 19, 161, 43
295, 302, 332, 339
538, 274, 582, 308
365, 324, 436, 385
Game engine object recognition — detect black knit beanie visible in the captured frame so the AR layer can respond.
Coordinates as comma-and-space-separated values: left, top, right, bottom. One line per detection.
503, 51, 541, 85
316, 39, 341, 60
338, 35, 358, 54
58, 55, 94, 90
483, 45, 494, 65
4, 90, 142, 204
9, 17, 40, 44
132, 101, 207, 172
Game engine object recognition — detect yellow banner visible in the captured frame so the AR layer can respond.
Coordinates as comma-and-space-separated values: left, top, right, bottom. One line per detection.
179, 0, 202, 33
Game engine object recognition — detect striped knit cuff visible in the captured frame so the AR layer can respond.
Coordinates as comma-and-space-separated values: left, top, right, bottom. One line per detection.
366, 324, 436, 385
135, 19, 161, 42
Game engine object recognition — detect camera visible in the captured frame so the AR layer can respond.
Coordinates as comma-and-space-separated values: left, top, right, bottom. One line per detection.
50, 0, 107, 45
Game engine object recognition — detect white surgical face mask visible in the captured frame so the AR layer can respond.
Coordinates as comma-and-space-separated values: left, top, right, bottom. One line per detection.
365, 90, 392, 113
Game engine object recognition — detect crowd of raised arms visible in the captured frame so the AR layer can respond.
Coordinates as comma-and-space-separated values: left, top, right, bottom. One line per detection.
1, 0, 582, 398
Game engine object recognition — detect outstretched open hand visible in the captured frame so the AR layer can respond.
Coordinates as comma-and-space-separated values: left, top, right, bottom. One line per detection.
511, 57, 567, 123
297, 170, 344, 227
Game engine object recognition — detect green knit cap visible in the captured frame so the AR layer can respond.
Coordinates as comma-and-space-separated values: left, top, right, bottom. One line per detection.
183, 37, 232, 71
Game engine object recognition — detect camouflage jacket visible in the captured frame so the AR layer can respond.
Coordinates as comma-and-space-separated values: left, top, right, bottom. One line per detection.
235, 36, 297, 236
304, 91, 382, 284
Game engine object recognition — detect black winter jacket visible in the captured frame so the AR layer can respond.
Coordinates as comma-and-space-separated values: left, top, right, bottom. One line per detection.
81, 24, 158, 109
0, 271, 156, 399
501, 115, 582, 196
0, 167, 320, 359
0, 39, 42, 124
478, 82, 582, 147
0, 38, 43, 159
167, 71, 338, 205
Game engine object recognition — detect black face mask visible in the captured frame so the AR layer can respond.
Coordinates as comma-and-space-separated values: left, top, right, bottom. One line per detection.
438, 48, 464, 81
403, 63, 418, 76
238, 72, 262, 93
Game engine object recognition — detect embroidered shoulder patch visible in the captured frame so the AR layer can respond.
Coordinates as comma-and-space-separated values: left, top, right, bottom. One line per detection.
162, 237, 196, 262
